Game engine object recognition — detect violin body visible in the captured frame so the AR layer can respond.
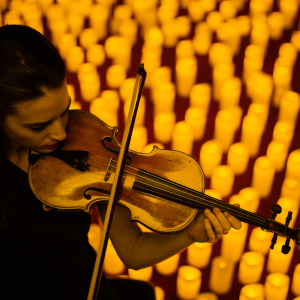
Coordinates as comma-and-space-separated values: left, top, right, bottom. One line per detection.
29, 110, 201, 233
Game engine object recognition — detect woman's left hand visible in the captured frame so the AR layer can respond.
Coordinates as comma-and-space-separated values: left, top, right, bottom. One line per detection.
187, 203, 242, 243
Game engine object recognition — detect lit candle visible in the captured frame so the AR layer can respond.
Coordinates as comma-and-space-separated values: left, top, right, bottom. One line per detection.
176, 39, 195, 60
189, 83, 211, 115
65, 46, 85, 73
279, 43, 297, 65
119, 18, 138, 45
211, 165, 234, 198
154, 112, 176, 144
219, 0, 237, 20
57, 33, 76, 60
249, 0, 269, 15
87, 223, 101, 252
175, 16, 191, 39
276, 196, 299, 228
67, 12, 85, 37
79, 73, 100, 102
251, 72, 273, 106
273, 65, 292, 96
209, 43, 233, 67
221, 223, 248, 262
267, 12, 285, 40
153, 82, 175, 115
124, 96, 145, 126
155, 286, 165, 300
281, 177, 300, 200
77, 63, 98, 83
291, 264, 300, 296
50, 18, 68, 47
187, 242, 212, 269
247, 103, 269, 131
142, 50, 161, 88
267, 236, 294, 273
106, 65, 126, 89
187, 0, 205, 23
79, 27, 98, 49
209, 256, 235, 295
111, 4, 132, 34
89, 4, 109, 40
265, 273, 290, 300
129, 126, 147, 152
266, 141, 287, 172
278, 91, 300, 124
225, 106, 243, 131
219, 77, 241, 109
195, 292, 218, 300
119, 77, 136, 102
249, 227, 272, 255
237, 15, 251, 36
176, 58, 197, 98
206, 11, 224, 32
161, 19, 178, 48
185, 107, 206, 141
250, 21, 270, 57
155, 253, 180, 276
200, 140, 223, 178
103, 239, 125, 275
272, 121, 294, 150
177, 266, 201, 300
101, 90, 120, 112
238, 251, 265, 285
144, 27, 164, 48
171, 121, 194, 155
90, 96, 118, 120
239, 187, 260, 214
193, 31, 212, 55
279, 0, 298, 30
150, 67, 171, 101
241, 114, 264, 157
285, 149, 300, 181
227, 143, 250, 175
239, 283, 265, 300
128, 267, 153, 281
291, 31, 300, 52
243, 45, 264, 82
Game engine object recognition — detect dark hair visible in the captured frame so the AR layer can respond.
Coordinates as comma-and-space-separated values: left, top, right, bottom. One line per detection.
0, 25, 67, 226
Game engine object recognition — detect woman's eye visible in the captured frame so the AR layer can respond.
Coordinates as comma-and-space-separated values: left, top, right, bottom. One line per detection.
31, 125, 47, 132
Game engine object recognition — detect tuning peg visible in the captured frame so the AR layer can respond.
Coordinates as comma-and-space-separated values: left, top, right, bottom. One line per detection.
269, 204, 282, 250
281, 211, 293, 254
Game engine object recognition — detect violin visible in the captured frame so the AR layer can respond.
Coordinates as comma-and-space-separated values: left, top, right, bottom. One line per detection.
28, 109, 300, 253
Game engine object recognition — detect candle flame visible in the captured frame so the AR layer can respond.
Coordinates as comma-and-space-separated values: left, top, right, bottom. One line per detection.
219, 262, 226, 268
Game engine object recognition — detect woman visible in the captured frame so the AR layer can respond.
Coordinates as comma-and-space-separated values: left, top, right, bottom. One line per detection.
0, 25, 241, 299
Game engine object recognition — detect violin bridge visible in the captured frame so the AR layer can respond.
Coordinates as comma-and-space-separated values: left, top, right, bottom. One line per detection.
104, 157, 113, 182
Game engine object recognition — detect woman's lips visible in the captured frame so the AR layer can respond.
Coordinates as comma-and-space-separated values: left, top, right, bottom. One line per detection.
44, 142, 60, 148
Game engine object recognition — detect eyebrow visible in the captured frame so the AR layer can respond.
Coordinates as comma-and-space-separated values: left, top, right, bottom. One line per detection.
24, 98, 72, 127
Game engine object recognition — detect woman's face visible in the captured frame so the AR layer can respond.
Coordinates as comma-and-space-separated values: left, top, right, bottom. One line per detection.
1, 81, 71, 154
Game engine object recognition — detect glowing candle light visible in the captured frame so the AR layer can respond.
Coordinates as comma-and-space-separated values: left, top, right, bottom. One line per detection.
79, 27, 98, 49
291, 31, 300, 52
110, 4, 132, 34
237, 15, 251, 36
67, 12, 85, 37
176, 58, 197, 98
124, 96, 145, 126
279, 43, 297, 66
238, 251, 265, 285
118, 18, 138, 46
211, 165, 234, 198
279, 0, 298, 30
153, 82, 175, 115
265, 273, 290, 300
239, 187, 260, 214
209, 43, 233, 67
243, 45, 264, 82
119, 77, 135, 102
187, 242, 212, 269
65, 46, 84, 73
266, 141, 287, 172
227, 143, 250, 175
272, 121, 294, 150
161, 19, 178, 48
89, 4, 109, 40
77, 63, 98, 83
267, 12, 285, 40
177, 266, 201, 300
221, 223, 248, 262
187, 0, 205, 23
273, 66, 292, 105
249, 0, 269, 15
155, 286, 165, 300
209, 256, 235, 295
239, 283, 265, 300
46, 3, 64, 30
248, 103, 269, 131
129, 126, 147, 152
286, 150, 300, 181
193, 31, 212, 55
219, 77, 241, 109
219, 0, 237, 20
155, 253, 180, 276
278, 91, 300, 124
185, 107, 206, 141
175, 16, 191, 39
250, 23, 270, 57
195, 292, 218, 300
58, 33, 76, 60
106, 65, 126, 89
200, 140, 223, 178
189, 83, 211, 115
171, 121, 194, 155
50, 18, 68, 47
103, 239, 125, 275
79, 73, 100, 102
154, 112, 176, 144
281, 178, 300, 200
128, 267, 152, 281
176, 39, 195, 60
276, 197, 299, 228
90, 97, 118, 123
251, 73, 273, 106
241, 114, 264, 157
87, 223, 101, 252
249, 227, 272, 255
225, 105, 243, 130
150, 67, 171, 101
101, 90, 120, 112
292, 264, 300, 296
206, 11, 224, 32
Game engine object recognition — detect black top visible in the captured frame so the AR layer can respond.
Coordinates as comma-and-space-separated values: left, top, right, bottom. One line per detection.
0, 158, 109, 299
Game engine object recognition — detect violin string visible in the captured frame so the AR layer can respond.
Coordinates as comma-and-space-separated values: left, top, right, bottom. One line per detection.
86, 156, 269, 225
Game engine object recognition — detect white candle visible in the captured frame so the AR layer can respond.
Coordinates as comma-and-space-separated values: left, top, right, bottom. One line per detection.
175, 16, 191, 39
281, 178, 300, 200
106, 65, 126, 89
250, 21, 270, 57
279, 43, 297, 65
155, 286, 165, 300
185, 107, 207, 141
247, 103, 269, 131
211, 165, 234, 198
129, 126, 147, 153
239, 283, 265, 300
187, 242, 212, 269
119, 18, 138, 45
79, 73, 100, 102
58, 33, 76, 60
89, 4, 109, 40
291, 264, 300, 296
206, 11, 224, 32
238, 251, 265, 285
195, 292, 218, 300
251, 73, 273, 106
79, 27, 98, 49
239, 187, 260, 214
193, 31, 212, 56
272, 121, 294, 150
101, 90, 120, 112
279, 0, 298, 29
187, 1, 205, 23
150, 67, 171, 101
267, 12, 285, 40
153, 82, 175, 115
65, 46, 84, 73
176, 39, 195, 60
171, 121, 194, 155
209, 256, 235, 295
266, 141, 287, 172
200, 140, 223, 178
67, 12, 84, 37
225, 105, 243, 130
86, 44, 106, 67
189, 83, 211, 115
209, 43, 233, 67
219, 77, 242, 109
276, 196, 299, 228
128, 267, 152, 281
103, 239, 125, 275
155, 253, 180, 276
119, 77, 136, 102
265, 273, 290, 300
154, 112, 176, 144
278, 91, 300, 124
77, 63, 98, 83
243, 45, 264, 82
237, 15, 251, 36
285, 149, 300, 181
161, 19, 178, 48
249, 227, 272, 255
227, 143, 250, 175
219, 0, 237, 20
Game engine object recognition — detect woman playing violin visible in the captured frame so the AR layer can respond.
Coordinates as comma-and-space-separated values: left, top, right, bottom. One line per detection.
0, 25, 241, 300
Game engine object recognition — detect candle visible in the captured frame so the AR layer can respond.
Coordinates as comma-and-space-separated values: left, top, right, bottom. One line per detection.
154, 112, 176, 144
187, 1, 205, 23
142, 143, 164, 153
248, 103, 269, 131
79, 27, 98, 49
281, 178, 300, 200
292, 264, 300, 296
50, 18, 68, 47
119, 77, 135, 101
209, 43, 233, 67
267, 12, 285, 40
291, 31, 300, 52
273, 65, 292, 96
161, 19, 178, 48
77, 63, 98, 83
219, 77, 241, 109
221, 223, 248, 262
200, 140, 223, 178
249, 0, 269, 15
175, 16, 191, 39
266, 141, 287, 172
219, 0, 237, 20
124, 95, 145, 126
279, 0, 298, 30
195, 292, 218, 300
225, 106, 243, 131
187, 242, 212, 269
252, 156, 275, 198
251, 73, 273, 106
279, 43, 297, 65
171, 121, 194, 155
267, 236, 294, 273
103, 239, 125, 275
150, 67, 171, 101
153, 82, 175, 115
90, 97, 118, 123
176, 58, 197, 98
276, 197, 299, 228
58, 33, 76, 60
285, 149, 300, 181
239, 187, 260, 214
243, 45, 264, 82
101, 90, 120, 111
79, 73, 100, 102
129, 126, 147, 152
106, 65, 126, 89
213, 62, 235, 100
119, 18, 138, 45
238, 251, 265, 285
206, 11, 224, 32
67, 12, 85, 37
89, 4, 109, 40
249, 227, 272, 255
142, 51, 161, 88
278, 91, 300, 124
211, 165, 234, 198
209, 256, 235, 295
155, 253, 180, 275
251, 20, 270, 57
70, 101, 82, 110
237, 15, 251, 36
176, 39, 195, 60
227, 143, 250, 175
239, 283, 265, 300
272, 121, 294, 150
128, 266, 153, 281
185, 107, 206, 141
65, 46, 84, 73
265, 273, 290, 300
189, 83, 211, 115
177, 265, 201, 300
155, 286, 165, 300
193, 31, 212, 56
87, 223, 101, 252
